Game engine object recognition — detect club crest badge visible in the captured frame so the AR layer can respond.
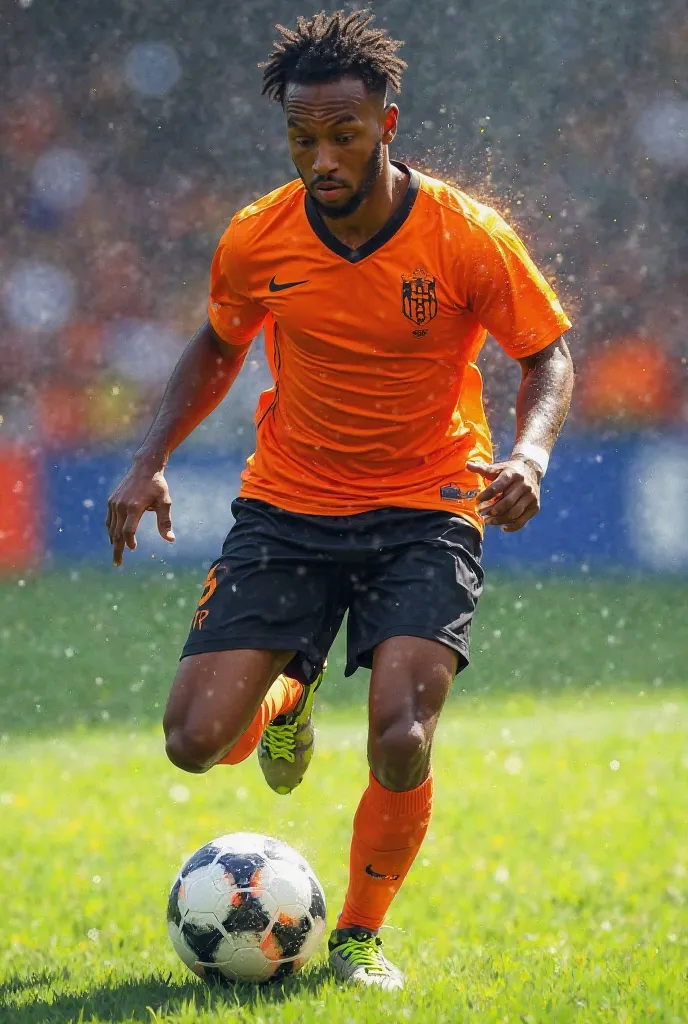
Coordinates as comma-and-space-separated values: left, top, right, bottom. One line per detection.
402, 268, 438, 326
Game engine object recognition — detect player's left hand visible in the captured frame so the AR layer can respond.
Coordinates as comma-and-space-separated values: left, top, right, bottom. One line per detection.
466, 457, 542, 533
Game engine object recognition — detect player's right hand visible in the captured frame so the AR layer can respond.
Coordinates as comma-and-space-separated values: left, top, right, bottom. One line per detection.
105, 466, 174, 566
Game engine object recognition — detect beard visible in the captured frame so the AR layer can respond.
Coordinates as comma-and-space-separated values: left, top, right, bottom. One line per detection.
303, 142, 384, 220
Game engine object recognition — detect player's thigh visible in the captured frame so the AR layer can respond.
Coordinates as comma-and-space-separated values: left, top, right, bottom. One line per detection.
366, 635, 459, 789
368, 634, 459, 739
348, 511, 484, 677
163, 647, 294, 743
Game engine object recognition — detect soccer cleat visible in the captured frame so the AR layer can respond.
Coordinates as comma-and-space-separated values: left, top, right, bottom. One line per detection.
257, 668, 324, 795
328, 927, 405, 991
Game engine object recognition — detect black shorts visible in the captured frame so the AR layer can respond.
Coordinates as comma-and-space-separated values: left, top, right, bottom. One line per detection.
181, 498, 483, 685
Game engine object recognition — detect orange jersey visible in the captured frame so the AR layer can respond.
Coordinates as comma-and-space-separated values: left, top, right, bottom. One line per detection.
208, 164, 571, 531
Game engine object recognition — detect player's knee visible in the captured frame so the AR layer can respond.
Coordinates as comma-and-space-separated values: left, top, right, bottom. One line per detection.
370, 718, 430, 791
165, 724, 223, 774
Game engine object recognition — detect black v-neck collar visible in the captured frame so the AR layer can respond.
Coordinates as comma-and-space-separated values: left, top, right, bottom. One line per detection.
304, 161, 420, 264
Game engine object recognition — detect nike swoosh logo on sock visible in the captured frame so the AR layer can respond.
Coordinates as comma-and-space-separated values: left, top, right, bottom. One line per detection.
365, 864, 401, 881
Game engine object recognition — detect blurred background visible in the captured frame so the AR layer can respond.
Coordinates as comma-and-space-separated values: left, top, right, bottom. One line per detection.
1, 0, 687, 575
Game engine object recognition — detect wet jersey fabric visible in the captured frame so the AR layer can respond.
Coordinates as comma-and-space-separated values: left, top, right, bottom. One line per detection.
208, 163, 572, 530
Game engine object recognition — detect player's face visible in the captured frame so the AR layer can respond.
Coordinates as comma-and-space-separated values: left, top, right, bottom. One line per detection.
284, 77, 398, 219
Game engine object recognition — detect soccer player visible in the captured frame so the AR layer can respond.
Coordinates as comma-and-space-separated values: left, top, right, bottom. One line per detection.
106, 9, 574, 989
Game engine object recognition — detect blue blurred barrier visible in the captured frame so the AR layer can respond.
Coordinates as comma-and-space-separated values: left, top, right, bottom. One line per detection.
44, 434, 688, 572
485, 433, 688, 572
46, 451, 244, 568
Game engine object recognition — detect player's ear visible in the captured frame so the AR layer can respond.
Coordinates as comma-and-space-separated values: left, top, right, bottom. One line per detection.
382, 103, 399, 144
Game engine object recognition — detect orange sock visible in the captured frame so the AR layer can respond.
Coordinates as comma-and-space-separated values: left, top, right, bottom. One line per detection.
218, 674, 303, 766
338, 771, 433, 932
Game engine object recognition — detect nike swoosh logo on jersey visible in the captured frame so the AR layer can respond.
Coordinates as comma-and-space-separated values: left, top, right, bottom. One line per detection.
269, 276, 309, 292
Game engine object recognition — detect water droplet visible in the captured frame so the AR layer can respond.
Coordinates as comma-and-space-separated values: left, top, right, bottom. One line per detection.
169, 784, 190, 803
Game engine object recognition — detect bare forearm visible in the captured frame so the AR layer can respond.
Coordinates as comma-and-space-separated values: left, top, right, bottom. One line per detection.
467, 336, 574, 533
134, 320, 249, 471
512, 337, 574, 457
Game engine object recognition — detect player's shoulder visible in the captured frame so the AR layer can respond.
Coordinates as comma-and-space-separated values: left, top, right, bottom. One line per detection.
217, 178, 305, 249
416, 170, 507, 238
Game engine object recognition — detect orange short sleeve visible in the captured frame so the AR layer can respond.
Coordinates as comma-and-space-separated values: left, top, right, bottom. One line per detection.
466, 213, 572, 359
208, 219, 267, 346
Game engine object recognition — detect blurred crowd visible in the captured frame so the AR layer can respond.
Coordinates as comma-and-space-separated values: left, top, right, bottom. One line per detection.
1, 0, 687, 455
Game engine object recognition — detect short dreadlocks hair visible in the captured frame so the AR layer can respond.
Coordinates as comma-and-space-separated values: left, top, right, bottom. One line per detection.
261, 9, 406, 106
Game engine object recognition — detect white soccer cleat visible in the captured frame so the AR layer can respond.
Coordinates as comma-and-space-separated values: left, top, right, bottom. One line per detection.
328, 927, 405, 991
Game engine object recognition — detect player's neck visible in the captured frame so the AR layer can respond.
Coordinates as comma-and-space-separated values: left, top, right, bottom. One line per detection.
320, 160, 409, 251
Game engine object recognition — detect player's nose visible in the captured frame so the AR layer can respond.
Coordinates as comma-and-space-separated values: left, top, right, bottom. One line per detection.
312, 144, 338, 176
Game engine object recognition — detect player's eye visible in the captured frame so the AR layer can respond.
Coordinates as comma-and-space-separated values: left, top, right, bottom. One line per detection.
335, 135, 354, 145
294, 138, 314, 148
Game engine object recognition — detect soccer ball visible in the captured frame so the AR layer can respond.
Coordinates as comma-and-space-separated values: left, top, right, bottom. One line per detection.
167, 832, 327, 984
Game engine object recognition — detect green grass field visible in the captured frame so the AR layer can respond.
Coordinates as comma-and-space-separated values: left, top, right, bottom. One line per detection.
1, 571, 687, 1022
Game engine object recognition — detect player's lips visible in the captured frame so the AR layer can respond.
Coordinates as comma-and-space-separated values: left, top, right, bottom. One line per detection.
313, 183, 348, 200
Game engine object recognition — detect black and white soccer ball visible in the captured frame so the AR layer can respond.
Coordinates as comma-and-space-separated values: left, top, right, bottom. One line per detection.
167, 832, 327, 984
